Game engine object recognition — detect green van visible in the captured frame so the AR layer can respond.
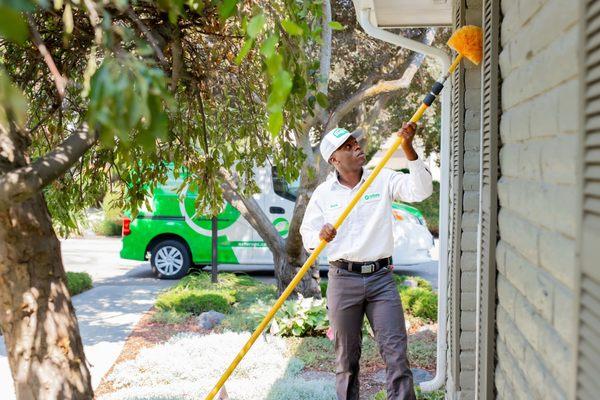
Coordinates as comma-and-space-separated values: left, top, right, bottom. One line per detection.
120, 166, 434, 279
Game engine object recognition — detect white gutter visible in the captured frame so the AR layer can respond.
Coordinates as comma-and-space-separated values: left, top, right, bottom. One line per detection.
354, 1, 452, 392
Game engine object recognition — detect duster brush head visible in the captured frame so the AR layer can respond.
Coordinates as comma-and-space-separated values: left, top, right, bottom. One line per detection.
447, 25, 483, 65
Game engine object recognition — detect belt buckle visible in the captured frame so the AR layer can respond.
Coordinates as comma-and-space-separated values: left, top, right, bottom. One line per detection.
361, 263, 375, 273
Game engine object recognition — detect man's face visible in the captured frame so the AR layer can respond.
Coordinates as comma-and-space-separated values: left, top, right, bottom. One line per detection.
330, 136, 365, 172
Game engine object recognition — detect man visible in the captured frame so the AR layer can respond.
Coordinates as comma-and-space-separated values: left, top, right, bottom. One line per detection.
300, 123, 432, 400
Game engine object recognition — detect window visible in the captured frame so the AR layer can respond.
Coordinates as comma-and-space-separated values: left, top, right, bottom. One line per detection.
272, 167, 300, 202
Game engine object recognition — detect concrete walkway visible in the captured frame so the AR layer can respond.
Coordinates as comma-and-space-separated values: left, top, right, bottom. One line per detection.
0, 238, 175, 399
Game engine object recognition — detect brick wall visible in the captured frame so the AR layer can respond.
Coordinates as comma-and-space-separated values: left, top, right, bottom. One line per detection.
457, 1, 482, 398
495, 0, 579, 398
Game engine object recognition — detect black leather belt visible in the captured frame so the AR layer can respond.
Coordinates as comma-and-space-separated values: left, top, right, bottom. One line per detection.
330, 257, 392, 274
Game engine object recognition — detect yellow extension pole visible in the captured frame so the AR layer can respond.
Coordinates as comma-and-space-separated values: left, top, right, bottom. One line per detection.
204, 52, 466, 400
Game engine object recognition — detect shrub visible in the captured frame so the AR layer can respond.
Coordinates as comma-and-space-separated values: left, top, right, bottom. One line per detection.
66, 272, 93, 296
271, 295, 329, 337
411, 291, 438, 321
400, 287, 438, 322
93, 191, 123, 237
154, 272, 264, 319
396, 275, 432, 291
93, 218, 122, 236
155, 290, 233, 314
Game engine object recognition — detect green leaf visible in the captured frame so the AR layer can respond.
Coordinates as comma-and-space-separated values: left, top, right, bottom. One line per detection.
235, 38, 254, 65
292, 73, 307, 97
0, 7, 28, 44
266, 70, 292, 112
329, 21, 344, 30
268, 111, 283, 137
246, 13, 265, 39
281, 19, 303, 36
218, 0, 238, 20
316, 92, 328, 108
260, 34, 278, 58
264, 53, 283, 75
63, 3, 73, 34
186, 0, 205, 13
0, 70, 27, 127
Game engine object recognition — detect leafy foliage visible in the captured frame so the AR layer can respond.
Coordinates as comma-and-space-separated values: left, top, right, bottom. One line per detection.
65, 271, 93, 296
93, 190, 123, 236
156, 290, 233, 314
399, 286, 438, 322
0, 0, 327, 234
271, 295, 328, 337
154, 272, 245, 314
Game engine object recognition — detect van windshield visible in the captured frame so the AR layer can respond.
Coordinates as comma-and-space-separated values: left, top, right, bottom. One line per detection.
272, 167, 300, 202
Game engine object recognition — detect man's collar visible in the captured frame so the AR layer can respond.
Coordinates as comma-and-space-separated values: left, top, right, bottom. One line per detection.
329, 167, 368, 189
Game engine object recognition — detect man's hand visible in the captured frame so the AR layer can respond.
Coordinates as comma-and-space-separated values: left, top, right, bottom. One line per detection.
319, 223, 337, 242
396, 122, 418, 161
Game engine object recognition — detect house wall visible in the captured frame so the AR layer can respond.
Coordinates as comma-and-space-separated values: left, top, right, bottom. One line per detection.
495, 0, 580, 398
456, 1, 482, 399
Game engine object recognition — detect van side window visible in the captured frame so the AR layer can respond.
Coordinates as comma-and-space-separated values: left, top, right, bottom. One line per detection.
272, 167, 300, 202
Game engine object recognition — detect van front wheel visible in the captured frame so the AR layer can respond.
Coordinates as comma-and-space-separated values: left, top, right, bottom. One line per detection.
150, 240, 191, 279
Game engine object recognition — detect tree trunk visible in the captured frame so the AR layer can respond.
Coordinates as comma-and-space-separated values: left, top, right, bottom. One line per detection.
220, 168, 322, 298
272, 246, 321, 299
0, 193, 93, 399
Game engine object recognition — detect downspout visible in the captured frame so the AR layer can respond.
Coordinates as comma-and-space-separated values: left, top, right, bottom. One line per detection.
355, 2, 452, 392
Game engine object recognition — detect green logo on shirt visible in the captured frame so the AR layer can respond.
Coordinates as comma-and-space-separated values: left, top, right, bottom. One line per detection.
364, 193, 381, 201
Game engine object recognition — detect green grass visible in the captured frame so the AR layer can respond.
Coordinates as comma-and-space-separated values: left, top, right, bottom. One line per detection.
287, 336, 335, 370
150, 309, 192, 324
66, 272, 93, 296
412, 181, 440, 236
374, 387, 445, 400
218, 281, 278, 332
408, 334, 437, 369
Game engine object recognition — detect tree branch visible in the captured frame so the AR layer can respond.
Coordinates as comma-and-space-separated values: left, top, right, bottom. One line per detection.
170, 23, 183, 92
126, 8, 170, 69
218, 168, 284, 251
27, 15, 67, 99
325, 28, 436, 133
318, 0, 332, 96
0, 125, 97, 211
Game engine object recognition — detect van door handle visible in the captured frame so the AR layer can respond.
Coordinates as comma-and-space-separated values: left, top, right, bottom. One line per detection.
269, 206, 285, 214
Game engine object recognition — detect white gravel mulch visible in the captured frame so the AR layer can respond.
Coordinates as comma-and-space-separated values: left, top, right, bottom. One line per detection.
98, 331, 336, 400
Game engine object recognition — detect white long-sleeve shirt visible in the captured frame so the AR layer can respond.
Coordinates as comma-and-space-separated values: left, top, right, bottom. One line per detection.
299, 159, 433, 262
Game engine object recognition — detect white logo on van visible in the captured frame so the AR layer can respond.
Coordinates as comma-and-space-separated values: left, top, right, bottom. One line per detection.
178, 184, 238, 236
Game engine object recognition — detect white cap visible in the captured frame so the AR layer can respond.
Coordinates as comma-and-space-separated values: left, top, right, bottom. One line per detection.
320, 128, 363, 163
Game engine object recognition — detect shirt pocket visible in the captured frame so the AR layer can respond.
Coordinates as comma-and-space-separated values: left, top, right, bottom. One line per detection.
355, 191, 383, 221
323, 202, 343, 225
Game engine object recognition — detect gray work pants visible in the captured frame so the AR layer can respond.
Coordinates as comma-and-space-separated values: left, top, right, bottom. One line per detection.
327, 265, 416, 400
